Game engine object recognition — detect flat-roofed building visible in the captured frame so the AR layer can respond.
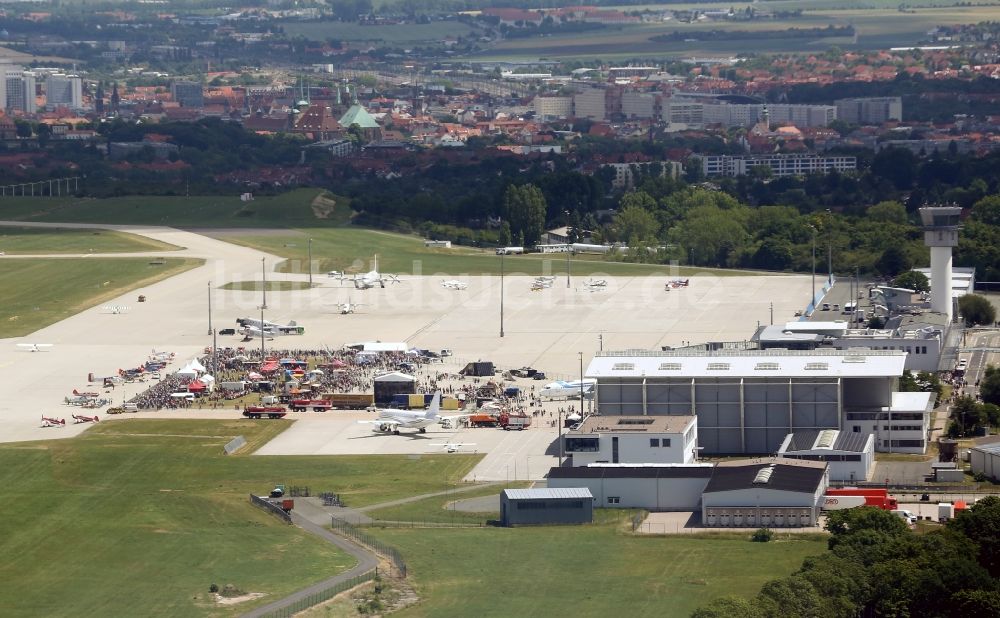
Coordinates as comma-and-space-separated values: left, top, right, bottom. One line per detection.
500, 488, 593, 526
698, 154, 857, 177
548, 463, 714, 511
573, 88, 606, 120
835, 97, 902, 125
532, 95, 572, 120
587, 349, 925, 454
777, 429, 874, 482
564, 415, 698, 466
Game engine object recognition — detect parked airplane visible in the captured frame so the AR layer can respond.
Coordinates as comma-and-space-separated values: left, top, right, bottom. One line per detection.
429, 442, 476, 453
333, 255, 401, 289
441, 280, 468, 290
16, 343, 53, 352
72, 414, 100, 424
73, 389, 100, 398
532, 276, 555, 291
41, 415, 66, 428
103, 305, 130, 314
585, 279, 607, 287
358, 393, 466, 435
665, 279, 690, 290
237, 317, 304, 335
539, 379, 597, 400
333, 299, 368, 314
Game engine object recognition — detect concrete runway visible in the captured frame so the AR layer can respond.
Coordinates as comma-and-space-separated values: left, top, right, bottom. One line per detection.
0, 223, 812, 481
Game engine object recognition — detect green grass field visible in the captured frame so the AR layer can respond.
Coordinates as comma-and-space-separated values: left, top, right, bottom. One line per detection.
0, 226, 179, 254
373, 525, 827, 617
0, 420, 483, 617
365, 483, 527, 524
212, 228, 754, 277
0, 189, 333, 228
0, 257, 201, 337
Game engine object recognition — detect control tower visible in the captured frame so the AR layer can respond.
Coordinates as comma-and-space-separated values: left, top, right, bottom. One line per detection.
919, 206, 962, 320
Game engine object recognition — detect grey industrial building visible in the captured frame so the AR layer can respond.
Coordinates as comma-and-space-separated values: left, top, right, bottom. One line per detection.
547, 464, 714, 511
500, 488, 593, 527
701, 458, 828, 527
777, 429, 874, 482
587, 349, 927, 455
970, 443, 1000, 482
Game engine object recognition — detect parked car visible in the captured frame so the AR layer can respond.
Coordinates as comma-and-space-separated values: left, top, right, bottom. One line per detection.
219, 328, 236, 335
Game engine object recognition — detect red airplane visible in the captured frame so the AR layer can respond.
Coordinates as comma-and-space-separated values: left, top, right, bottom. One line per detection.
72, 414, 100, 424
73, 389, 100, 398
41, 416, 66, 428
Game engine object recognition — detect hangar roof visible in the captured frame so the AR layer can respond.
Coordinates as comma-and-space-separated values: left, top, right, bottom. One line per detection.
704, 458, 826, 494
780, 429, 871, 454
587, 349, 906, 379
571, 415, 695, 435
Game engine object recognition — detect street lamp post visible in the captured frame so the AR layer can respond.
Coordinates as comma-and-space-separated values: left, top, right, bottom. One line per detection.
579, 351, 586, 415
259, 305, 265, 359
565, 210, 571, 288
207, 281, 213, 336
499, 250, 505, 338
308, 238, 313, 287
261, 257, 267, 310
809, 225, 816, 309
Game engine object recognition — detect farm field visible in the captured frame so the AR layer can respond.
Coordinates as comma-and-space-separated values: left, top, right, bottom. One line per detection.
0, 257, 201, 338
0, 189, 334, 228
211, 228, 758, 277
471, 6, 1000, 60
0, 420, 483, 617
0, 226, 179, 255
374, 525, 828, 618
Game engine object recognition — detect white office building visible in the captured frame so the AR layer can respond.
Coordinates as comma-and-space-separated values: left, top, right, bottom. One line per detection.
4, 69, 36, 113
564, 415, 698, 466
45, 74, 83, 110
587, 349, 928, 454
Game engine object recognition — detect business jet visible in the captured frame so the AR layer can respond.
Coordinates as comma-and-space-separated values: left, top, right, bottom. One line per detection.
441, 280, 468, 290
359, 393, 466, 435
16, 343, 53, 352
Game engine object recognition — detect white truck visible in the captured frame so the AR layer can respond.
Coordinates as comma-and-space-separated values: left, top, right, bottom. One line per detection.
496, 246, 524, 255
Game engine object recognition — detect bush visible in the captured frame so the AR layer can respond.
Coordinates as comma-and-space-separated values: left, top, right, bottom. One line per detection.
208, 583, 219, 594
752, 527, 774, 542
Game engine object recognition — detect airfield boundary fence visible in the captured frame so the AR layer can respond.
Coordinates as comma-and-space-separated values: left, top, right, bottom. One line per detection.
355, 519, 488, 529
253, 571, 375, 618
249, 494, 291, 524
331, 517, 408, 578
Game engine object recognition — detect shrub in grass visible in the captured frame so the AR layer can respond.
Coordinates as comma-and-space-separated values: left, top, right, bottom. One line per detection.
751, 528, 773, 542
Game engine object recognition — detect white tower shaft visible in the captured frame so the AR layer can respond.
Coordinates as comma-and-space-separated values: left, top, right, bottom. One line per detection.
930, 246, 952, 319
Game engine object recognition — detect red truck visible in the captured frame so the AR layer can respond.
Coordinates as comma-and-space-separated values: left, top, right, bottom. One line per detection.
468, 413, 499, 428
243, 406, 288, 419
288, 399, 333, 412
500, 413, 531, 431
825, 488, 898, 510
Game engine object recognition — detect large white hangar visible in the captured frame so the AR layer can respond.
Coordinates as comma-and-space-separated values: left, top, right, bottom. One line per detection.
586, 349, 924, 455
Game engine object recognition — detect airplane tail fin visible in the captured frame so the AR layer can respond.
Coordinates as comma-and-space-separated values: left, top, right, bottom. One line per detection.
425, 392, 441, 419
288, 320, 296, 327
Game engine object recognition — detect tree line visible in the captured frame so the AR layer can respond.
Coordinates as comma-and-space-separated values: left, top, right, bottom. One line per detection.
693, 500, 1000, 617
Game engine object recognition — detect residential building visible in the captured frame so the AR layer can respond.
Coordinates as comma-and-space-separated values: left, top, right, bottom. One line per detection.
662, 98, 704, 129
170, 80, 204, 108
698, 154, 856, 177
835, 97, 902, 125
573, 88, 606, 120
532, 95, 572, 120
5, 69, 36, 113
604, 160, 682, 189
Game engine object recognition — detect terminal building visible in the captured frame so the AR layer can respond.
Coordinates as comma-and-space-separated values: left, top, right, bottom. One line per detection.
586, 348, 930, 454
754, 320, 945, 372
